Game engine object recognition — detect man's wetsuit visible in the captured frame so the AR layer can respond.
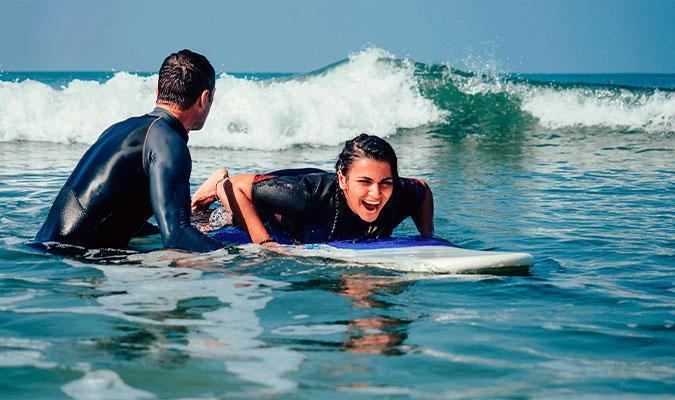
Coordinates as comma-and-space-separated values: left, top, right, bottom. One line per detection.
252, 169, 427, 243
35, 108, 222, 252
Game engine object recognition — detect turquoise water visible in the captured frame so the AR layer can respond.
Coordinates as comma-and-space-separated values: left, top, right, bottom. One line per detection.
1, 50, 674, 398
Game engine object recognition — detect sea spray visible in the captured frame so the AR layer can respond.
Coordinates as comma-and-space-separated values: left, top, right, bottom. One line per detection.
519, 87, 675, 132
1, 48, 673, 149
192, 48, 446, 149
0, 73, 155, 144
0, 49, 446, 149
417, 62, 675, 135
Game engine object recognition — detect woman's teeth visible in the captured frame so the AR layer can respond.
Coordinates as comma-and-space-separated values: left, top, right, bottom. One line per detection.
363, 200, 380, 211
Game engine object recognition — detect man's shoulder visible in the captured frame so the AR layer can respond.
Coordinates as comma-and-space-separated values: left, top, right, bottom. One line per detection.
144, 118, 190, 168
146, 117, 188, 145
89, 114, 155, 151
109, 112, 155, 129
98, 113, 154, 137
146, 117, 187, 143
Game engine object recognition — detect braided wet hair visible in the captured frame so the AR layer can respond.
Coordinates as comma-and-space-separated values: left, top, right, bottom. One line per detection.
335, 133, 399, 180
327, 133, 399, 241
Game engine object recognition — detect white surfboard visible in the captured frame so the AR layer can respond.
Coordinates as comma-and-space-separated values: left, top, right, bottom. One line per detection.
284, 243, 534, 274
210, 228, 534, 274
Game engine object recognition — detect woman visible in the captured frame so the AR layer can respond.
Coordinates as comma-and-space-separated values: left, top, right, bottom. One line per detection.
192, 134, 434, 245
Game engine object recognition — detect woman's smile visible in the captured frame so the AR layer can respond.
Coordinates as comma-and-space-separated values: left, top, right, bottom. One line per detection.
339, 158, 394, 223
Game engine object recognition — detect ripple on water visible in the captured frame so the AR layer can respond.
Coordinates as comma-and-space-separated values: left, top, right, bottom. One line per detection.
0, 131, 673, 397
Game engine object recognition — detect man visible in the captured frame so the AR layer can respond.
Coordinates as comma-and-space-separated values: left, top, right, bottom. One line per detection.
35, 49, 223, 252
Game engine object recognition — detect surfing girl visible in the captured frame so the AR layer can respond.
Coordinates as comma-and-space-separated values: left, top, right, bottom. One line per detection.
192, 133, 434, 245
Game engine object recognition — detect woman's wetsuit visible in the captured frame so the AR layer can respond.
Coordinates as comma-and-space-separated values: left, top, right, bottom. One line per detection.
252, 168, 427, 243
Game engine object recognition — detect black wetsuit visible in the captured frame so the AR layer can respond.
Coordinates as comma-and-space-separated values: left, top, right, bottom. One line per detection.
252, 169, 427, 243
35, 108, 222, 252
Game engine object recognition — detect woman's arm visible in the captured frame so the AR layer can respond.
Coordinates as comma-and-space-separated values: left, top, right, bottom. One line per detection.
218, 174, 276, 245
412, 180, 434, 236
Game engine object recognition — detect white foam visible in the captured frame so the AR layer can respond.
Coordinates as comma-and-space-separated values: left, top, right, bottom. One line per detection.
338, 385, 423, 396
418, 347, 510, 367
0, 48, 445, 149
454, 75, 675, 133
0, 289, 38, 308
520, 87, 675, 133
433, 308, 480, 322
0, 337, 51, 350
538, 358, 675, 382
0, 73, 155, 144
271, 324, 348, 336
0, 273, 51, 284
61, 369, 156, 400
0, 350, 57, 369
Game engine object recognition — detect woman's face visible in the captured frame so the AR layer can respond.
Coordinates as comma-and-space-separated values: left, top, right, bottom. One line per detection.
338, 157, 394, 223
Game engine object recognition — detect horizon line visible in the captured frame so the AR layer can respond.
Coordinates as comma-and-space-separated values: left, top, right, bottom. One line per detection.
2, 70, 675, 75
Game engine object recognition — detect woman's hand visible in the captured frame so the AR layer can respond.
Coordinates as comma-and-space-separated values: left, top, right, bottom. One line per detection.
192, 167, 229, 211
260, 240, 294, 255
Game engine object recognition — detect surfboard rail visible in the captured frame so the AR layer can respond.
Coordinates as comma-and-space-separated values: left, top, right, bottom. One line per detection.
285, 243, 534, 274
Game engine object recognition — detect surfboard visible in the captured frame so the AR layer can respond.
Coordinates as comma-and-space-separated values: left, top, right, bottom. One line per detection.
290, 241, 533, 274
209, 227, 534, 274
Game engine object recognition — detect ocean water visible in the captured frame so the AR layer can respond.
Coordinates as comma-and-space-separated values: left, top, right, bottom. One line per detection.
0, 48, 673, 398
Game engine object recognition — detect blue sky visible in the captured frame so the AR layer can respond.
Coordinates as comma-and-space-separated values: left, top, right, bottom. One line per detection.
3, 0, 674, 73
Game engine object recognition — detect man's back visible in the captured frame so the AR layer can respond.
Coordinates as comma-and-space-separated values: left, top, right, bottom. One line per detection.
35, 114, 156, 248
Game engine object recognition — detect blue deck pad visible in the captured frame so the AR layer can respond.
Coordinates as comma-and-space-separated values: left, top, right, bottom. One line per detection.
327, 236, 453, 249
208, 226, 294, 245
208, 226, 453, 249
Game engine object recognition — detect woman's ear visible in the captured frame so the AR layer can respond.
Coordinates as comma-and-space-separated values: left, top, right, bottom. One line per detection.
337, 170, 348, 190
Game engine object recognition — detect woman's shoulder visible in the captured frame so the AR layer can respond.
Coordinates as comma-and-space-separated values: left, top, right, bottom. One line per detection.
252, 169, 337, 203
254, 169, 335, 187
254, 168, 330, 181
394, 177, 429, 208
398, 176, 428, 192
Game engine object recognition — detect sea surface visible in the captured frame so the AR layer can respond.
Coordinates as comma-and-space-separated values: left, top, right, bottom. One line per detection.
1, 48, 673, 399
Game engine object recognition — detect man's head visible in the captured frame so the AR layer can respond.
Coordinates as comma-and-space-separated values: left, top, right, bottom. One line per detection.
157, 49, 216, 130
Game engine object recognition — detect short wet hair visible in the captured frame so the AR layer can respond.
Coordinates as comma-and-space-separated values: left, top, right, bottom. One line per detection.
335, 133, 399, 179
157, 49, 215, 110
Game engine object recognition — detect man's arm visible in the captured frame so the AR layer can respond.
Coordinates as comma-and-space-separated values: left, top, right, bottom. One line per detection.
145, 127, 222, 252
134, 221, 160, 237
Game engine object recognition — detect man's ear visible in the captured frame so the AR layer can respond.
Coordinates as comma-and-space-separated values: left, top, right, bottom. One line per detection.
337, 170, 347, 190
200, 90, 210, 108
